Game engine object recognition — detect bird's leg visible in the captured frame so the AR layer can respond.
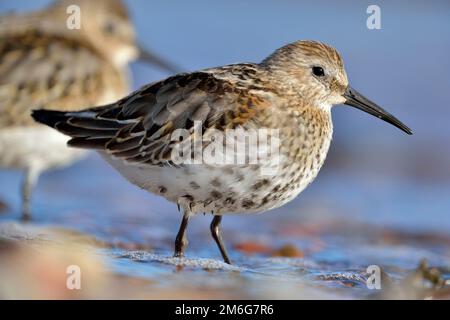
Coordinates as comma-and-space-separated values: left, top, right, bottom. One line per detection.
210, 215, 231, 264
0, 198, 8, 213
174, 213, 190, 258
21, 168, 39, 222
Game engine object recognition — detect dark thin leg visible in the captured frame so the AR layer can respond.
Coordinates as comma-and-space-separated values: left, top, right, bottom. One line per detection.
0, 198, 8, 213
174, 213, 190, 258
21, 168, 38, 222
210, 215, 231, 264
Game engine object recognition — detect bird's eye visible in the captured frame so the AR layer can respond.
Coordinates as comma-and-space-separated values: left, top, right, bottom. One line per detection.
312, 66, 325, 77
103, 21, 117, 34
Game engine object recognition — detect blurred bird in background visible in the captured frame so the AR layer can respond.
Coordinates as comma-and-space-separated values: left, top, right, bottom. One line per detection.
0, 0, 179, 220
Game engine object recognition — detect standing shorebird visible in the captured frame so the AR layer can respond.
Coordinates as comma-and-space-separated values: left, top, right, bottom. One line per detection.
32, 40, 412, 263
0, 0, 178, 220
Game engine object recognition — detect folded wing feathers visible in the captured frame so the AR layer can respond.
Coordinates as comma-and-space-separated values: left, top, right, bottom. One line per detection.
43, 71, 252, 166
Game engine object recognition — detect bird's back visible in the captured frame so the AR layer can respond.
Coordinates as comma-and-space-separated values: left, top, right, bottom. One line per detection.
0, 17, 129, 128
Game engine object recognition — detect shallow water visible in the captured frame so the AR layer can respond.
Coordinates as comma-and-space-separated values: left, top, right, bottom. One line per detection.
1, 0, 450, 299
1, 154, 449, 299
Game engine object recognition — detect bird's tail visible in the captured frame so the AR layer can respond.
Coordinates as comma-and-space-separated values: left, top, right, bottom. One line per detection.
31, 105, 128, 150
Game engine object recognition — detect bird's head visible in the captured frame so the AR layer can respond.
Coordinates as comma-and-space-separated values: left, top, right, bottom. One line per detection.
262, 40, 412, 134
49, 0, 179, 73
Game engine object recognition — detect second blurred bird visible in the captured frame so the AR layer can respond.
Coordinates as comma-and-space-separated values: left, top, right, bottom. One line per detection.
0, 0, 179, 220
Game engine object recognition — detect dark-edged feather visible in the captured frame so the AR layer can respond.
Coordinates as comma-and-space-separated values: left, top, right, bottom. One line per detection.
31, 66, 273, 165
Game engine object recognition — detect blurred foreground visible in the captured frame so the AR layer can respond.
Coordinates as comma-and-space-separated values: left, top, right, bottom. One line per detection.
0, 215, 449, 299
0, 155, 449, 299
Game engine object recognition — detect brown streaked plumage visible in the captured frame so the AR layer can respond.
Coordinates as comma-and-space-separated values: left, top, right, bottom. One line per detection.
33, 40, 412, 264
0, 30, 128, 127
0, 0, 179, 220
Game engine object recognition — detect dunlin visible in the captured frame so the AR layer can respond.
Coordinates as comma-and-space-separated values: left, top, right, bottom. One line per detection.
0, 0, 178, 220
32, 40, 412, 263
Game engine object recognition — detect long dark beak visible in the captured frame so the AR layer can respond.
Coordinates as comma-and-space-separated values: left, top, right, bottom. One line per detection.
343, 86, 412, 135
137, 44, 181, 74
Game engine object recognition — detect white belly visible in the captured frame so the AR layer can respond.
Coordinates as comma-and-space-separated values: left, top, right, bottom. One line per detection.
0, 126, 87, 172
101, 151, 314, 215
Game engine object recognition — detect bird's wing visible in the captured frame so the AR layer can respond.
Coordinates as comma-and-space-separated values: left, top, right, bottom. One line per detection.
0, 30, 122, 128
32, 70, 274, 167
